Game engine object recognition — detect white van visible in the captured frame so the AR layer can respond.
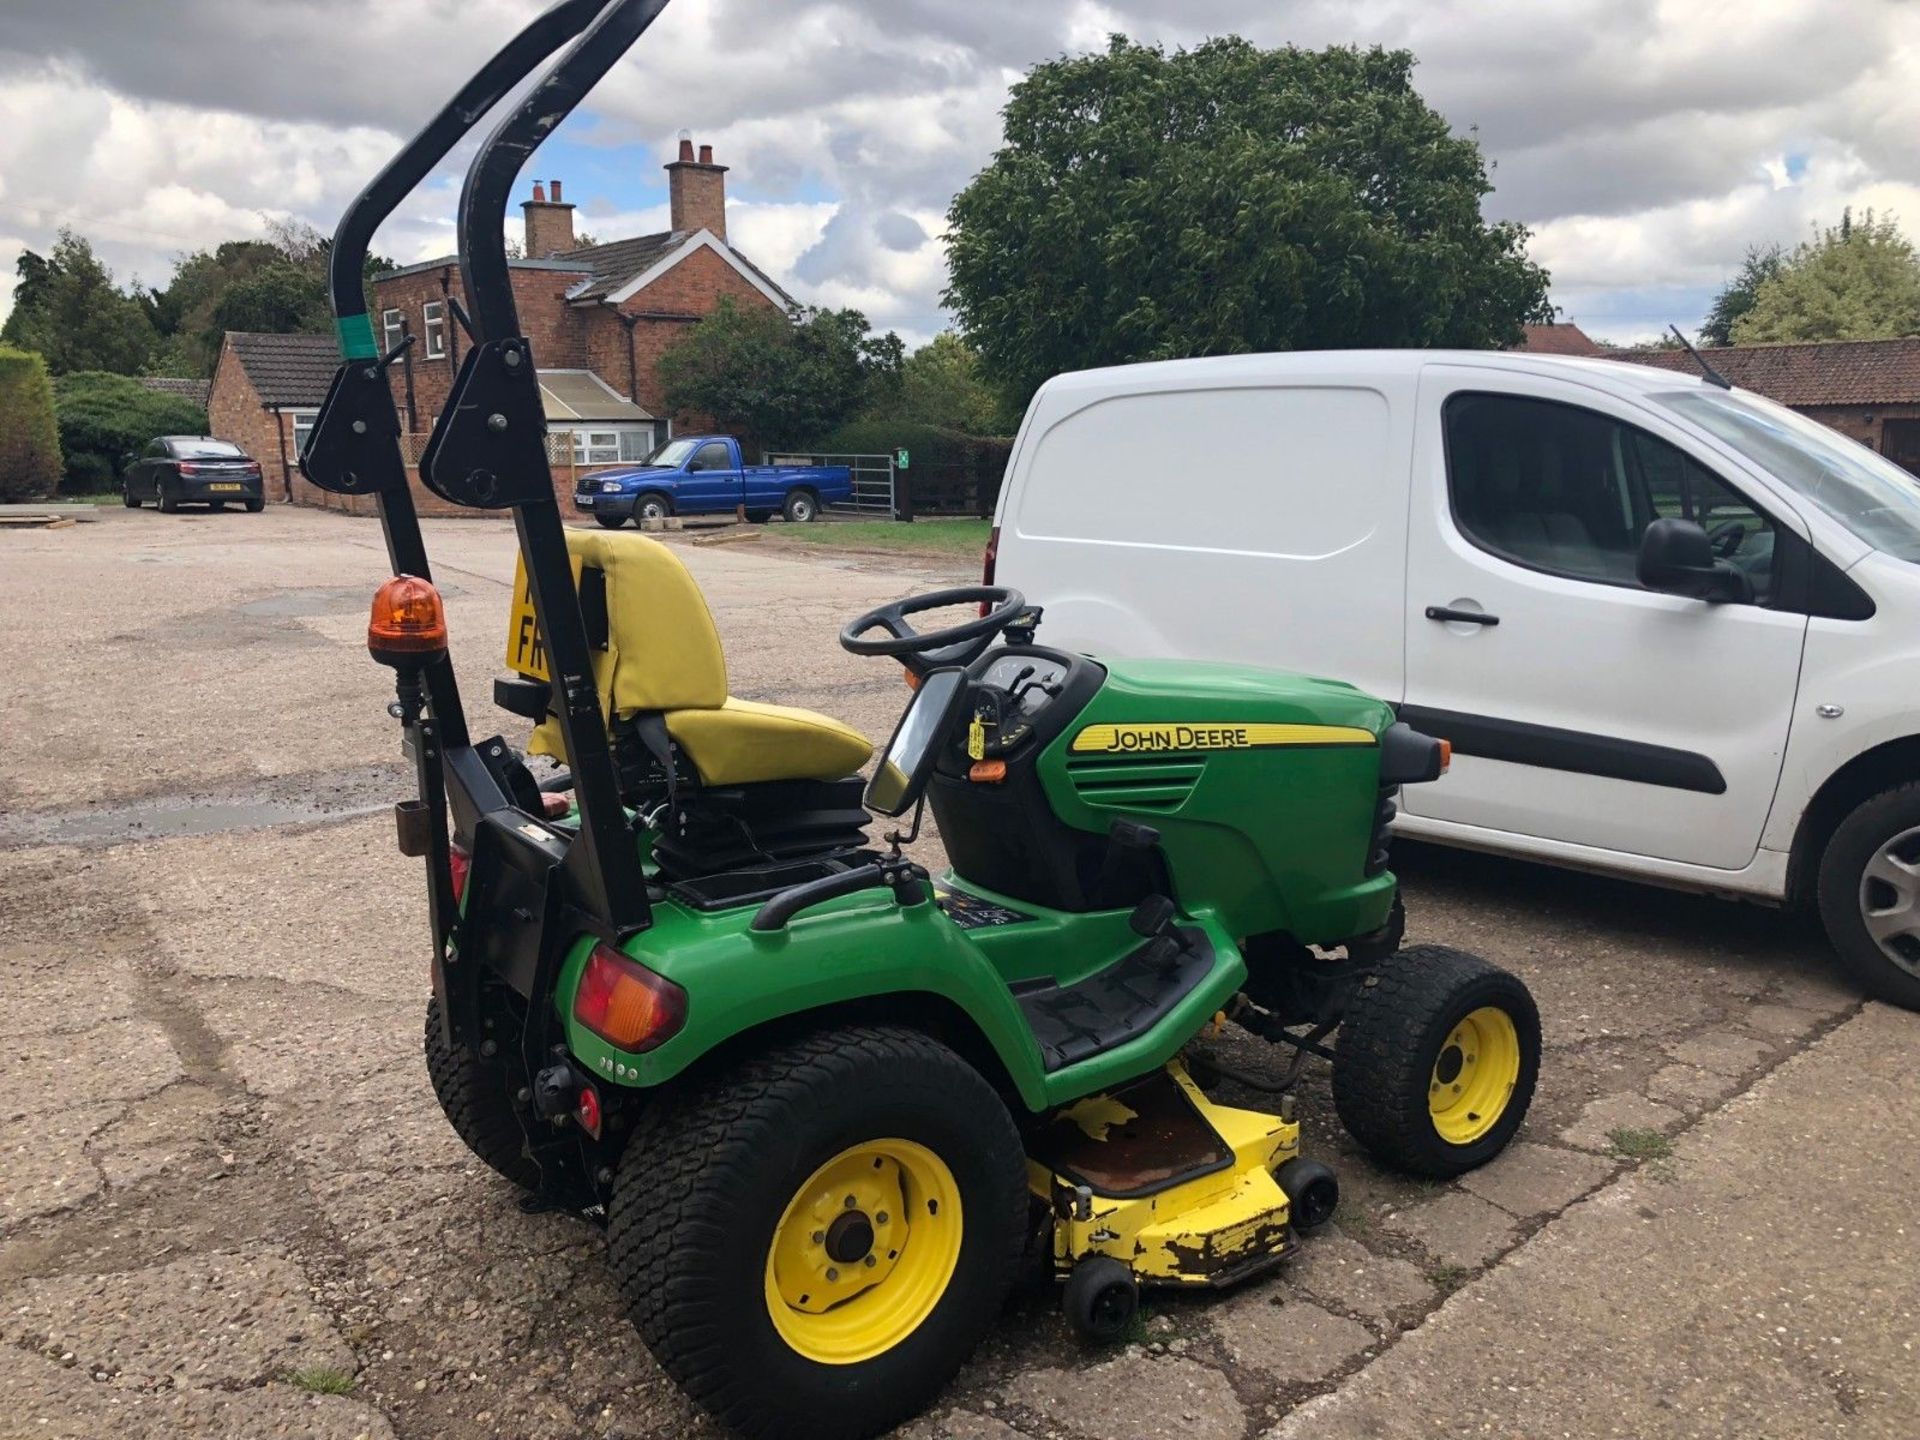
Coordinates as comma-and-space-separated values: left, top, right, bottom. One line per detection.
990, 350, 1920, 1009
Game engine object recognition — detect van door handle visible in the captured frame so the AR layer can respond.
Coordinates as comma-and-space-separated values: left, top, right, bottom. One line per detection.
1425, 606, 1499, 626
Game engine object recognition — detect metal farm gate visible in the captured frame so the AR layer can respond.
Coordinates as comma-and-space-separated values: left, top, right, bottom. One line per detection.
766, 451, 897, 516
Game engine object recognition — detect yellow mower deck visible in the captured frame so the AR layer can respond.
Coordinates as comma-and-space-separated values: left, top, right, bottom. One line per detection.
1031, 1061, 1300, 1287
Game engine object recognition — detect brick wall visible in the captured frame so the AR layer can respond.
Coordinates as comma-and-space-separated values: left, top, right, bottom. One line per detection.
1798, 403, 1920, 452
207, 339, 300, 501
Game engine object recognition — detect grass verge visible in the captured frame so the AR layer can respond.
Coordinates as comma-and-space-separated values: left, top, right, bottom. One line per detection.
780, 517, 990, 560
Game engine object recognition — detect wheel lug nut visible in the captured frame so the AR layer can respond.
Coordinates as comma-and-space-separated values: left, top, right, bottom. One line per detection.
825, 1267, 839, 1282
875, 1212, 889, 1225
844, 1195, 857, 1208
864, 1255, 877, 1268
811, 1231, 825, 1244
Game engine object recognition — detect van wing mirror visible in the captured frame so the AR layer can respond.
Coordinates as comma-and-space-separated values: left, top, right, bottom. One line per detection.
1636, 518, 1752, 604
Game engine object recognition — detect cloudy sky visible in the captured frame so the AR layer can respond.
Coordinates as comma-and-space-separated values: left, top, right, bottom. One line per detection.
2, 0, 1917, 350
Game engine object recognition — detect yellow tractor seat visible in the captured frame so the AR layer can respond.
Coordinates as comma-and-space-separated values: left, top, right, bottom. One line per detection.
525, 530, 874, 788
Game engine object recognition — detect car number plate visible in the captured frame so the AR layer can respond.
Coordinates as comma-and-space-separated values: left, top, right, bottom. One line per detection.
208, 482, 245, 492
504, 552, 585, 682
574, 494, 594, 507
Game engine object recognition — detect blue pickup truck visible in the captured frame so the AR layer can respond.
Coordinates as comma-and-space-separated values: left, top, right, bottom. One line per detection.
573, 434, 851, 527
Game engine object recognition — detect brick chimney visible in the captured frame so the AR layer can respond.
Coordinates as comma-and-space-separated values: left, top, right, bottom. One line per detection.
521, 178, 576, 258
665, 134, 728, 241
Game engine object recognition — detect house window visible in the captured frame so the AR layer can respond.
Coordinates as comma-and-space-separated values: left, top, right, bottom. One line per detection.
381, 308, 404, 355
422, 301, 447, 359
290, 409, 319, 457
564, 425, 656, 466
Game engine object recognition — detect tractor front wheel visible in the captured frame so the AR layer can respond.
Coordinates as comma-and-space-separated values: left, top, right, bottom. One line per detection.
608, 1025, 1027, 1440
1332, 945, 1540, 1178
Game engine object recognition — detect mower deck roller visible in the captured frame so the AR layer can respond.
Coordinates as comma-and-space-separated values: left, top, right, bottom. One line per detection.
304, 3, 1543, 1436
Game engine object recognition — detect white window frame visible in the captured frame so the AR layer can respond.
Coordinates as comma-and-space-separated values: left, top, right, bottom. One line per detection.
289, 408, 320, 457
562, 423, 656, 467
381, 308, 404, 355
422, 300, 447, 359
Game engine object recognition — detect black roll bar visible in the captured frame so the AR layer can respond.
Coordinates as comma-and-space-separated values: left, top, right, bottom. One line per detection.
309, 0, 673, 947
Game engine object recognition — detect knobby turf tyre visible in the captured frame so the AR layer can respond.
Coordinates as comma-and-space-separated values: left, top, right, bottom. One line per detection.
1332, 944, 1540, 1178
1816, 782, 1920, 1011
422, 995, 543, 1193
606, 1025, 1027, 1440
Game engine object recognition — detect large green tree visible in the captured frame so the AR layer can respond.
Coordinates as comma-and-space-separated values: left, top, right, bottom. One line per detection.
892, 332, 1013, 433
1, 231, 156, 375
944, 36, 1552, 402
659, 298, 904, 449
1699, 243, 1785, 346
1731, 210, 1920, 344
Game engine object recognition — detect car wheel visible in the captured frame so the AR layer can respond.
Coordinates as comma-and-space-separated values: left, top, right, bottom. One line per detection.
783, 489, 819, 523
608, 1024, 1026, 1440
210, 500, 226, 512
594, 512, 627, 529
158, 483, 179, 514
1816, 783, 1920, 1011
244, 498, 265, 513
122, 487, 139, 509
634, 493, 671, 524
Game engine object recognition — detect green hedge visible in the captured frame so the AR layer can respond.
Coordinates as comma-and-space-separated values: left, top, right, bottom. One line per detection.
52, 371, 208, 493
0, 346, 63, 502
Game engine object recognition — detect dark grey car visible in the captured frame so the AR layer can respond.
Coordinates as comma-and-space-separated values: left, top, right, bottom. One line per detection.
123, 437, 266, 513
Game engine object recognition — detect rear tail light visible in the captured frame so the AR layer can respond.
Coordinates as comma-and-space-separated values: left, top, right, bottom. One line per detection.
979, 524, 1000, 616
178, 462, 202, 476
448, 842, 470, 904
573, 943, 687, 1052
247, 461, 262, 476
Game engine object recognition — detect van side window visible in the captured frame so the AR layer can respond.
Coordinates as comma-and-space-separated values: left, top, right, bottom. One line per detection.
1444, 392, 1775, 600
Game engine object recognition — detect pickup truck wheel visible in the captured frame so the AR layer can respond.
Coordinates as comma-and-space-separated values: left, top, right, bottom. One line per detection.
783, 488, 819, 523
745, 509, 773, 524
634, 493, 671, 524
593, 512, 627, 529
1816, 783, 1920, 1011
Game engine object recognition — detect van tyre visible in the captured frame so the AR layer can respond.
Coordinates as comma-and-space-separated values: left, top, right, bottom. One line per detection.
1816, 783, 1920, 1011
634, 493, 671, 524
1333, 945, 1540, 1177
783, 488, 819, 523
608, 1025, 1027, 1440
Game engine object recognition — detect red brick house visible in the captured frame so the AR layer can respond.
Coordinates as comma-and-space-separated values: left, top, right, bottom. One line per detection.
206, 332, 340, 501
1612, 338, 1920, 474
370, 137, 792, 465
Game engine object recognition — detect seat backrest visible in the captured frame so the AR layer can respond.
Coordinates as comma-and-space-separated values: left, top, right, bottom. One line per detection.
561, 529, 729, 716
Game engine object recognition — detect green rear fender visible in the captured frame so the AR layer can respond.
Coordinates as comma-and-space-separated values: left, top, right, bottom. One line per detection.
556, 889, 1053, 1109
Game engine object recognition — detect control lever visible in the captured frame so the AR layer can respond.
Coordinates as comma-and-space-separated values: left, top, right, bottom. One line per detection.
1096, 818, 1161, 900
1128, 893, 1187, 970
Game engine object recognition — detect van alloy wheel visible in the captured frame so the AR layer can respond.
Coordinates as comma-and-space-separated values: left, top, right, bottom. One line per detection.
1816, 784, 1920, 1011
1858, 825, 1920, 978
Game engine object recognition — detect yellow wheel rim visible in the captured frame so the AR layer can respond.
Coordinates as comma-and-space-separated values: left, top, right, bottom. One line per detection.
1428, 1006, 1521, 1146
763, 1139, 962, 1365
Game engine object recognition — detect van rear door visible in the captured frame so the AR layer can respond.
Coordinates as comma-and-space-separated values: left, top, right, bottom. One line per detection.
994, 372, 1415, 701
1399, 364, 1808, 870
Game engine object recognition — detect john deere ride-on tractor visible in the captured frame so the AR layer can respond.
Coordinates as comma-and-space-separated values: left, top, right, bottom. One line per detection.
302, 3, 1543, 1434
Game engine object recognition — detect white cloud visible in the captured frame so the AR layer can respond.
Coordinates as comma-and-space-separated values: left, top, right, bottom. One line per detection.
4, 0, 1919, 352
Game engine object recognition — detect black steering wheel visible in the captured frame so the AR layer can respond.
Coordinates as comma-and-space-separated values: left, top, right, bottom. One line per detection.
840, 585, 1027, 673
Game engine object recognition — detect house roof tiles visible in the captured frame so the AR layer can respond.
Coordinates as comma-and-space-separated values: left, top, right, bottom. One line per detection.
223, 332, 339, 407
1609, 337, 1920, 407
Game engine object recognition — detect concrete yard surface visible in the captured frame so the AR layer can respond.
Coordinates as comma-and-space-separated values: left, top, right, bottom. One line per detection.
2, 505, 1916, 1440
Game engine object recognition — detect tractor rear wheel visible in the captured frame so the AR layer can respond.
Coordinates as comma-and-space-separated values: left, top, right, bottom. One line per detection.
608, 1025, 1026, 1439
423, 996, 545, 1193
1333, 945, 1540, 1177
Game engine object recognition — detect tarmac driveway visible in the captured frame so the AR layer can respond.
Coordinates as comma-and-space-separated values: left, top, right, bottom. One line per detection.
1, 506, 1913, 1439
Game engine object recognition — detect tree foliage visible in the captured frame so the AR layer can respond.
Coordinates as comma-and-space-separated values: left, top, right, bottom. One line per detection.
1, 231, 157, 376
1731, 210, 1920, 344
658, 298, 904, 450
891, 332, 1015, 433
1699, 243, 1785, 346
51, 371, 208, 493
0, 345, 64, 501
944, 36, 1552, 403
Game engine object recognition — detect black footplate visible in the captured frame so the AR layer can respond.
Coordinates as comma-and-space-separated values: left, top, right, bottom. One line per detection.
1018, 929, 1215, 1072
